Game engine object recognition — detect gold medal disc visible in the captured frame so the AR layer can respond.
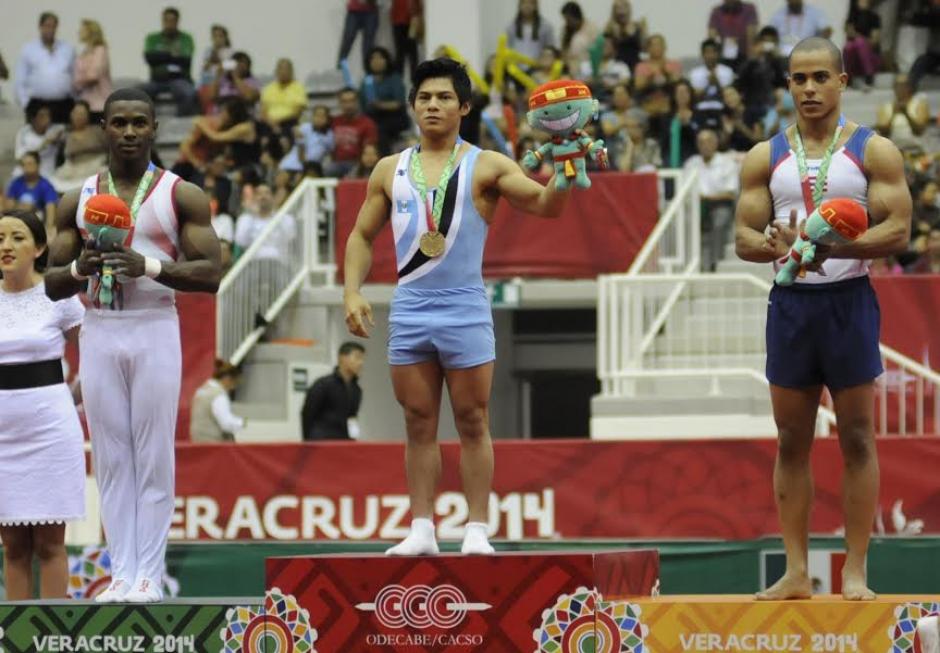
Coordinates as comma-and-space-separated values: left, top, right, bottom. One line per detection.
419, 231, 446, 257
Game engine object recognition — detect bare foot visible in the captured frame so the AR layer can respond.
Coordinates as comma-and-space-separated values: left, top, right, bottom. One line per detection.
842, 570, 876, 601
756, 573, 813, 600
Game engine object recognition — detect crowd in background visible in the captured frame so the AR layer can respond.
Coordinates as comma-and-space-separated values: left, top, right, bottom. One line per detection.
2, 0, 940, 275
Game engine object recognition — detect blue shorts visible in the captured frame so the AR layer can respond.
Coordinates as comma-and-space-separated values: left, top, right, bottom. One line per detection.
766, 276, 883, 390
388, 286, 495, 369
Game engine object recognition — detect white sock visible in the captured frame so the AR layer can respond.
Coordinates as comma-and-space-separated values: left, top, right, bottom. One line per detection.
461, 522, 495, 555
386, 518, 439, 556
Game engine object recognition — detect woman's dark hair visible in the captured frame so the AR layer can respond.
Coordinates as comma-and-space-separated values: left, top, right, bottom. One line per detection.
515, 0, 542, 40
25, 101, 51, 123
670, 78, 694, 112
366, 46, 394, 75
408, 58, 472, 107
211, 24, 230, 47
232, 51, 252, 76
221, 97, 250, 125
2, 209, 49, 271
561, 1, 584, 51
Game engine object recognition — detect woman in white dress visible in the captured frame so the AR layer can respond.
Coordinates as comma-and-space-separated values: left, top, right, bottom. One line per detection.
0, 209, 85, 599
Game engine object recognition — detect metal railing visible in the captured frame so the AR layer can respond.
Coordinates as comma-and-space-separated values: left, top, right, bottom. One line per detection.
216, 178, 339, 364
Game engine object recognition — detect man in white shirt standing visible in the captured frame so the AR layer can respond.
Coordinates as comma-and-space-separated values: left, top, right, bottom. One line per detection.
770, 0, 831, 56
15, 12, 75, 124
190, 360, 245, 442
683, 128, 740, 271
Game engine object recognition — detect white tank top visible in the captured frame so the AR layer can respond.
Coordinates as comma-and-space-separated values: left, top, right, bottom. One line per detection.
76, 169, 181, 311
767, 124, 874, 284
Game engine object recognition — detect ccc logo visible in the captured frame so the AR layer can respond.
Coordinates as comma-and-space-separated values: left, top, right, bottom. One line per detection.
356, 584, 491, 629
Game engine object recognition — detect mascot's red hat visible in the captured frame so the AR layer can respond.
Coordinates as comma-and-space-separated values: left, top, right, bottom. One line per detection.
84, 194, 133, 230
818, 198, 868, 240
528, 79, 592, 110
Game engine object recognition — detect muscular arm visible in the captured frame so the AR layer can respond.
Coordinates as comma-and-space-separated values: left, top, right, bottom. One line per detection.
343, 157, 393, 295
830, 136, 911, 259
45, 190, 91, 301
734, 142, 781, 263
482, 150, 570, 218
154, 181, 223, 292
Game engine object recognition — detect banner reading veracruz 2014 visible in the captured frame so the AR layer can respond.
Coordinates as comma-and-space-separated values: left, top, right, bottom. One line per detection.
169, 438, 940, 542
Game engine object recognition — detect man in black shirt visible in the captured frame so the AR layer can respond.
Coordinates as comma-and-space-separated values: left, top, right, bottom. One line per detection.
736, 26, 788, 124
301, 342, 365, 440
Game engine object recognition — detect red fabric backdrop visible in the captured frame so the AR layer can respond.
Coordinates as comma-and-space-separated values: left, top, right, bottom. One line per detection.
334, 172, 660, 282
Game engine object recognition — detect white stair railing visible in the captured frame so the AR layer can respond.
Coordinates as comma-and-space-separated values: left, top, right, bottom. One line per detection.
216, 178, 339, 364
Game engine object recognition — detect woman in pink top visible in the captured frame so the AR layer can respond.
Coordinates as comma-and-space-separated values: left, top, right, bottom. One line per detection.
73, 19, 112, 121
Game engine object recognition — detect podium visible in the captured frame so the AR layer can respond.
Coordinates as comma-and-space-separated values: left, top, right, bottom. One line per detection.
265, 549, 659, 652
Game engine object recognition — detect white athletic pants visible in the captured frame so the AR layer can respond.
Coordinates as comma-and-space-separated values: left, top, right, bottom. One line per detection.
80, 308, 181, 585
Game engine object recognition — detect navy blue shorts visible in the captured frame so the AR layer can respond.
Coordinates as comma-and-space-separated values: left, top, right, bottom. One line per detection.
766, 276, 883, 390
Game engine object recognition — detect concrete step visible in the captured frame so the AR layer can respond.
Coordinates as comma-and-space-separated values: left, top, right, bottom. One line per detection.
650, 332, 765, 356
646, 352, 765, 369
628, 375, 768, 399
668, 312, 765, 336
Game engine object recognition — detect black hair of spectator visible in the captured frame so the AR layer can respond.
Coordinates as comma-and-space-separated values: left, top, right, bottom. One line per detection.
220, 96, 250, 125
303, 161, 324, 176
338, 341, 365, 357
163, 7, 180, 19
72, 99, 92, 116
408, 58, 472, 107
700, 38, 721, 54
232, 51, 252, 75
787, 37, 843, 73
758, 25, 779, 41
104, 88, 156, 120
515, 1, 542, 41
338, 86, 358, 99
669, 78, 695, 112
366, 47, 395, 75
25, 100, 51, 122
213, 358, 242, 380
39, 12, 58, 26
21, 151, 41, 165
237, 165, 261, 187
211, 24, 230, 47
561, 2, 584, 51
1, 208, 49, 271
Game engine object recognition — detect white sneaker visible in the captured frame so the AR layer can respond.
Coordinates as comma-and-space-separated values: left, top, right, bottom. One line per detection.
386, 518, 439, 556
94, 578, 132, 603
123, 577, 163, 603
461, 522, 495, 555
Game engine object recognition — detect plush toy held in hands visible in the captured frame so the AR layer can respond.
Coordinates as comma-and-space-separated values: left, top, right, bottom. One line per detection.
522, 80, 608, 189
775, 197, 869, 286
83, 194, 134, 307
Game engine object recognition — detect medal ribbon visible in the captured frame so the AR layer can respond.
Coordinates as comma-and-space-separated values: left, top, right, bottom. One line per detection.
793, 115, 844, 215
410, 143, 460, 233
108, 162, 156, 231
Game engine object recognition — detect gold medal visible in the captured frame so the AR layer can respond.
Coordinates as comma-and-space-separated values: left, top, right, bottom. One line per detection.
419, 231, 446, 258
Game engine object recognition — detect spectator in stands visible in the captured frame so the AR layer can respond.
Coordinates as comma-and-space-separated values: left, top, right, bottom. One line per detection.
708, 0, 760, 71
875, 74, 931, 146
908, 0, 940, 92
661, 79, 700, 168
51, 100, 107, 192
208, 51, 260, 112
600, 82, 632, 159
328, 87, 378, 177
391, 0, 422, 78
908, 228, 940, 273
280, 105, 334, 173
531, 45, 564, 86
911, 180, 940, 251
338, 0, 380, 67
581, 35, 630, 99
761, 90, 796, 137
176, 97, 258, 182
346, 142, 380, 179
4, 152, 58, 231
689, 38, 735, 132
203, 154, 235, 216
735, 26, 788, 124
617, 108, 662, 172
560, 2, 600, 76
190, 360, 244, 443
633, 34, 683, 133
234, 182, 295, 260
507, 0, 557, 64
13, 103, 64, 180
199, 25, 232, 87
141, 7, 198, 116
261, 59, 307, 136
361, 47, 410, 155
843, 0, 881, 89
72, 20, 111, 122
720, 86, 760, 152
272, 169, 298, 208
15, 12, 75, 124
301, 342, 365, 441
769, 0, 832, 56
683, 128, 739, 271
603, 0, 646, 73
